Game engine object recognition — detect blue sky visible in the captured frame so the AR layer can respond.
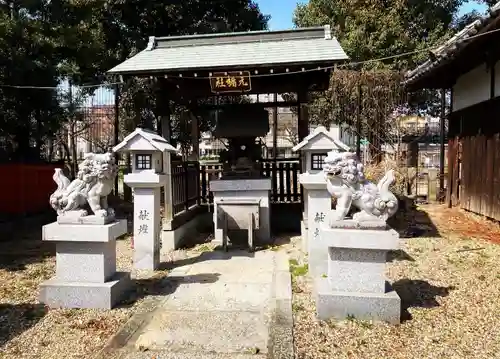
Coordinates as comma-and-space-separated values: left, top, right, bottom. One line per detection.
256, 0, 489, 30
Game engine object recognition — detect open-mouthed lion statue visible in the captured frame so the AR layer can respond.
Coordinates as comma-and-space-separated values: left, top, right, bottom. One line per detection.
323, 151, 398, 223
49, 152, 118, 218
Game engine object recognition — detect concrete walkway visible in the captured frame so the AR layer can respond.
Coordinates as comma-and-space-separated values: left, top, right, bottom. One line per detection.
107, 248, 293, 359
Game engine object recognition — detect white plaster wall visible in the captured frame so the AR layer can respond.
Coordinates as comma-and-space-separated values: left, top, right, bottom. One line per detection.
452, 63, 491, 111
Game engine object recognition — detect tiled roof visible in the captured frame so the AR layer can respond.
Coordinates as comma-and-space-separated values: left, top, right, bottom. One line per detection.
108, 26, 348, 75
292, 126, 351, 152
404, 1, 500, 88
113, 127, 177, 153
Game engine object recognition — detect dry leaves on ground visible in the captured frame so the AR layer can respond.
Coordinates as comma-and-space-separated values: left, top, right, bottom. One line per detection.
288, 204, 500, 359
0, 228, 211, 359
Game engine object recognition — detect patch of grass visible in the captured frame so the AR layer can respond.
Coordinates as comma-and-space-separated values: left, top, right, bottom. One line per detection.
291, 280, 302, 293
289, 259, 308, 277
289, 259, 299, 266
194, 244, 212, 253
292, 302, 304, 312
357, 320, 374, 329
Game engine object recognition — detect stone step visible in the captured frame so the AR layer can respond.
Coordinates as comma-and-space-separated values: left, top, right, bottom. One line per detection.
133, 310, 269, 354
163, 281, 272, 312
122, 351, 267, 359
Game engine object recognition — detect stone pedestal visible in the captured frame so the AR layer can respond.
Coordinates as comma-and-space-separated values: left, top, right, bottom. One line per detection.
124, 173, 165, 271
211, 178, 271, 246
299, 174, 331, 278
315, 225, 401, 324
132, 187, 162, 270
39, 220, 130, 309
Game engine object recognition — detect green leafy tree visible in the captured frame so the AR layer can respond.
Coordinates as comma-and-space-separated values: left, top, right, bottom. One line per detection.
0, 3, 63, 161
289, 0, 484, 162
0, 0, 269, 162
99, 0, 270, 148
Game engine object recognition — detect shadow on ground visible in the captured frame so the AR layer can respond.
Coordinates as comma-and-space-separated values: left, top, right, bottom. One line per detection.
392, 279, 455, 322
387, 249, 415, 262
160, 232, 293, 272
119, 273, 220, 308
388, 197, 441, 238
0, 303, 47, 347
158, 248, 258, 271
0, 230, 55, 271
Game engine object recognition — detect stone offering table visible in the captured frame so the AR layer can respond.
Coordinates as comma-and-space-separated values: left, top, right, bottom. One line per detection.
211, 178, 271, 246
216, 198, 260, 252
39, 220, 130, 309
315, 223, 401, 324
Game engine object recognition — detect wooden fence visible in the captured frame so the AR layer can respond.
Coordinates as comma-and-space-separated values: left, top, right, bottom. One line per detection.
199, 159, 302, 205
171, 161, 200, 216
448, 134, 500, 221
0, 163, 59, 217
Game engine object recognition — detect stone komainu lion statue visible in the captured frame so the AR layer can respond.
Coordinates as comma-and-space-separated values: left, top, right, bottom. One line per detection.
49, 152, 118, 217
323, 151, 398, 223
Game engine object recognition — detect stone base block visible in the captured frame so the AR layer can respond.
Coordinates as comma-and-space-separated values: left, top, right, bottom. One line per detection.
315, 277, 401, 324
162, 212, 210, 251
133, 249, 160, 271
57, 213, 116, 225
43, 220, 127, 243
308, 234, 328, 278
39, 272, 131, 309
300, 220, 308, 253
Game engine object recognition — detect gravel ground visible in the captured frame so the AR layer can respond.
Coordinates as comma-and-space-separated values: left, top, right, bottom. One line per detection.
0, 228, 212, 359
288, 204, 500, 359
2, 204, 499, 359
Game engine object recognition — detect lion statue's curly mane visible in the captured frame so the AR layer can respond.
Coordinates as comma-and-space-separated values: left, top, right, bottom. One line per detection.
49, 152, 118, 217
323, 151, 398, 223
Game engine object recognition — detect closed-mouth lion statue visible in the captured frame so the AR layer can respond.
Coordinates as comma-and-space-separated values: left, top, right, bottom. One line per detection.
49, 152, 118, 218
323, 151, 398, 223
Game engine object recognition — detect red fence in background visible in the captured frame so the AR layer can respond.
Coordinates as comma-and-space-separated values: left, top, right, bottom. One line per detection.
0, 163, 59, 215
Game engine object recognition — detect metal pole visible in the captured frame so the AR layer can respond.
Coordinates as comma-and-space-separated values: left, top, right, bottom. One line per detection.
439, 88, 446, 198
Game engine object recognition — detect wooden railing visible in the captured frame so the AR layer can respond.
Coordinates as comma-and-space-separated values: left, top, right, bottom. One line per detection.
199, 159, 301, 204
171, 161, 200, 216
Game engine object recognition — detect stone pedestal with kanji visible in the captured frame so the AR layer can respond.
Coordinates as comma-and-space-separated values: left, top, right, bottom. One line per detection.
299, 175, 333, 278
113, 127, 176, 271
131, 187, 162, 270
292, 126, 350, 258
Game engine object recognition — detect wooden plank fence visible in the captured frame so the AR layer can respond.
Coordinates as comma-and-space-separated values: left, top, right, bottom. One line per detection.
448, 134, 500, 221
171, 161, 200, 216
199, 159, 302, 205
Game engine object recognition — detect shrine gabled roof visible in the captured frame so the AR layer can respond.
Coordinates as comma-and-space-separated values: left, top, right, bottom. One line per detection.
404, 1, 500, 89
292, 126, 351, 152
113, 128, 177, 153
108, 25, 348, 75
